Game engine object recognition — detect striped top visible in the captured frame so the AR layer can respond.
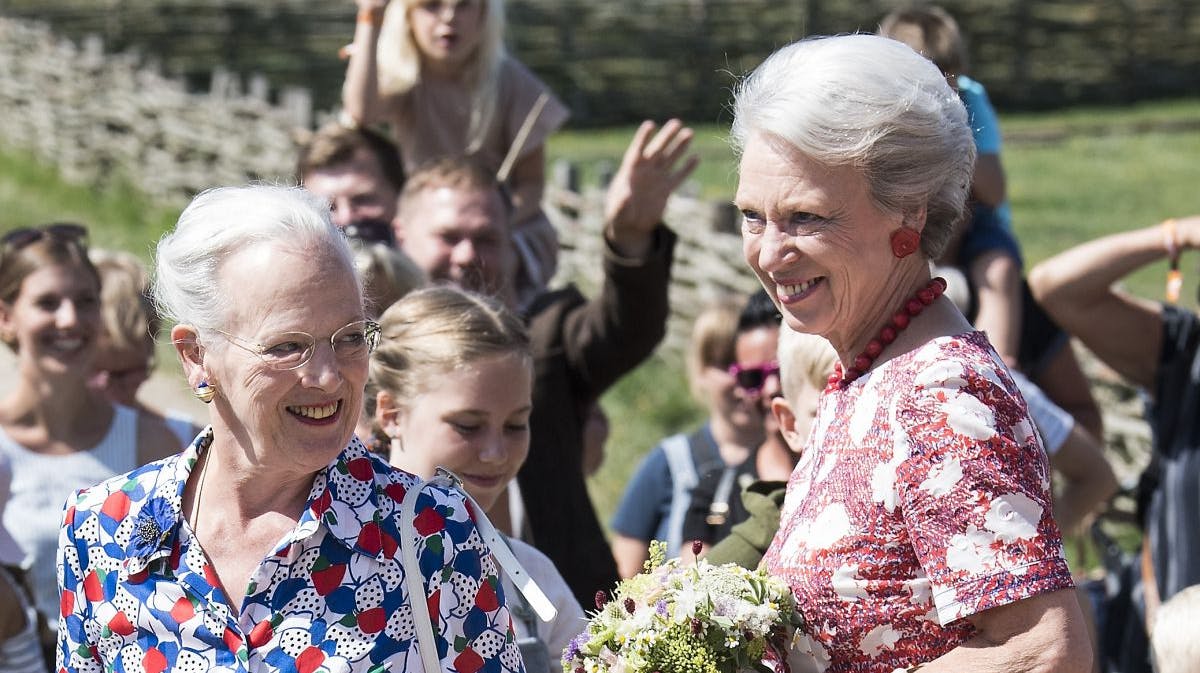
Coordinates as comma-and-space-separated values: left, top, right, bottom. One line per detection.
0, 565, 47, 673
0, 405, 139, 629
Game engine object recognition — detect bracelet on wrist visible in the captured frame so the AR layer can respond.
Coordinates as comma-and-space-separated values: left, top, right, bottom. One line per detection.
1163, 218, 1182, 303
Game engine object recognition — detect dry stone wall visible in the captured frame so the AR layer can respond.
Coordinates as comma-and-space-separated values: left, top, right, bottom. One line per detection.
0, 17, 313, 204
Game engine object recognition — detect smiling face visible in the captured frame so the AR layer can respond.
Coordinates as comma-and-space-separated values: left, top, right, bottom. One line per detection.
694, 359, 763, 440
734, 325, 782, 437
396, 185, 513, 297
407, 0, 485, 76
0, 263, 101, 376
199, 243, 367, 474
387, 351, 531, 510
736, 132, 907, 356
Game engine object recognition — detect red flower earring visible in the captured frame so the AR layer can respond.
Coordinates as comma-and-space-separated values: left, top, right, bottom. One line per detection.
890, 227, 921, 258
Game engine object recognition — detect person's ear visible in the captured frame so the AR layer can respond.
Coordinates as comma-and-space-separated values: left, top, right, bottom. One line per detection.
375, 389, 403, 437
390, 214, 405, 248
771, 396, 806, 453
171, 324, 209, 387
903, 203, 929, 235
0, 299, 14, 346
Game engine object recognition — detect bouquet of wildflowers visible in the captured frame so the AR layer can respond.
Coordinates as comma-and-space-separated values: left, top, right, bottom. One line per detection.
563, 541, 804, 673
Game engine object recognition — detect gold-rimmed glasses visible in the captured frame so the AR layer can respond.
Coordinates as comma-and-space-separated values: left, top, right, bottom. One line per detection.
212, 320, 381, 370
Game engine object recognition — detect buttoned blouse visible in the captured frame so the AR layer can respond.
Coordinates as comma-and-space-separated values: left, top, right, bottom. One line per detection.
57, 430, 525, 673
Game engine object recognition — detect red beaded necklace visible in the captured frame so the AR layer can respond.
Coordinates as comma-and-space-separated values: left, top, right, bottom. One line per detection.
827, 276, 947, 390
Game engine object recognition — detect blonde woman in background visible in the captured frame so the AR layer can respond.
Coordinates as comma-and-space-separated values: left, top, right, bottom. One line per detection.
342, 0, 569, 302
370, 285, 584, 673
0, 225, 177, 659
608, 295, 765, 577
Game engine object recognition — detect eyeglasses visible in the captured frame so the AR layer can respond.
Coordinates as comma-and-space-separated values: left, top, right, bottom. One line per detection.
212, 320, 381, 370
2, 223, 89, 250
727, 360, 780, 394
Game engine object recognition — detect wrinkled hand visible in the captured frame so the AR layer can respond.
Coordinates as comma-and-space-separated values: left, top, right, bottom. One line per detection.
604, 119, 699, 257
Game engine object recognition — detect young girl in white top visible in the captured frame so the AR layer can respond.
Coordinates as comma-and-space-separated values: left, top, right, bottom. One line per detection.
0, 225, 179, 650
367, 285, 584, 673
343, 0, 569, 303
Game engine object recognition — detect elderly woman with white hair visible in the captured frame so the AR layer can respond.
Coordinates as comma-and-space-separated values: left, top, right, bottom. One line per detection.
733, 36, 1091, 672
56, 186, 525, 673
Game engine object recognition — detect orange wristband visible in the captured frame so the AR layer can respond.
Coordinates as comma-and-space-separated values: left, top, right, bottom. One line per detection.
357, 6, 385, 26
1163, 218, 1182, 303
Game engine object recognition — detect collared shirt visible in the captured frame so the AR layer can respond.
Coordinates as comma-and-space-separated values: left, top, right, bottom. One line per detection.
57, 430, 525, 673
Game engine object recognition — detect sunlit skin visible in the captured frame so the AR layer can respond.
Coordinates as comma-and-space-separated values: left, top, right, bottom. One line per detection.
381, 352, 532, 510
1, 264, 101, 379
693, 360, 763, 439
302, 149, 398, 228
407, 0, 485, 79
736, 132, 931, 365
786, 377, 823, 446
734, 325, 782, 438
396, 185, 515, 298
190, 244, 369, 477
89, 339, 153, 407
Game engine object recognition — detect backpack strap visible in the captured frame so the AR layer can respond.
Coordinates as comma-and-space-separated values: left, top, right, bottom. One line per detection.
400, 468, 557, 672
662, 433, 698, 556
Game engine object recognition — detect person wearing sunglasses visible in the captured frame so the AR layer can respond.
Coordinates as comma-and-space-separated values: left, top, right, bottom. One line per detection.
0, 223, 180, 666
609, 296, 764, 577
56, 186, 524, 673
680, 289, 790, 558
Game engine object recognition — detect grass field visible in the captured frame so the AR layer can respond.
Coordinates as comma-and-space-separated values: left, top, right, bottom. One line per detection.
4, 98, 1200, 540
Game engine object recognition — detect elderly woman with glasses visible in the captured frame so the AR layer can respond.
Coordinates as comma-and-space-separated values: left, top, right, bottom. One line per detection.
735, 36, 1090, 672
0, 223, 180, 663
56, 186, 525, 673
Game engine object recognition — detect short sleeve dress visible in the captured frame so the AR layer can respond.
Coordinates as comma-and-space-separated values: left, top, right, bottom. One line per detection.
763, 331, 1073, 673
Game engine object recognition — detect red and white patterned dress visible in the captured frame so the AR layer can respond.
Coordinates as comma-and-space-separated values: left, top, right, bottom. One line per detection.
763, 331, 1073, 673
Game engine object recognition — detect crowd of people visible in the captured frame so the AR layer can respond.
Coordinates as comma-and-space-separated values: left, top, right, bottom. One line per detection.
0, 2, 1197, 673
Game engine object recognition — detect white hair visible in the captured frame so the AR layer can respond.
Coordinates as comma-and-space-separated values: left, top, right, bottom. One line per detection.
375, 0, 507, 154
1152, 584, 1200, 673
153, 185, 360, 331
731, 34, 975, 259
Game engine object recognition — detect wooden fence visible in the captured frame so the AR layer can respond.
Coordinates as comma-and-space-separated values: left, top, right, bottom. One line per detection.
2, 0, 1199, 125
0, 14, 1155, 478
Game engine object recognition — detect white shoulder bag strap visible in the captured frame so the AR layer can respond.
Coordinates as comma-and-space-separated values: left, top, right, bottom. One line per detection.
400, 468, 558, 672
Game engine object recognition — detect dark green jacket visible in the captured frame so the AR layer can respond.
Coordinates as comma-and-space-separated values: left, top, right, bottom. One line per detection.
703, 480, 787, 569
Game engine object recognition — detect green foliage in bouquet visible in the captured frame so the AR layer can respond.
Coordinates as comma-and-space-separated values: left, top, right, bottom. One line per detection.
562, 541, 804, 673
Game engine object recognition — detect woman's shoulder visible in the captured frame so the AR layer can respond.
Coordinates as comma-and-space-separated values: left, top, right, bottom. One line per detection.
880, 332, 1019, 402
336, 448, 479, 541
67, 453, 178, 515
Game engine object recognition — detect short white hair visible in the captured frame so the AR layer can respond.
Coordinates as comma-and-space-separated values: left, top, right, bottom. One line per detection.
1152, 584, 1200, 673
153, 185, 360, 331
731, 34, 975, 259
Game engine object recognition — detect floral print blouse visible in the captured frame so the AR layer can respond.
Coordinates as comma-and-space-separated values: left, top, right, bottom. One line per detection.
764, 332, 1073, 673
57, 431, 525, 673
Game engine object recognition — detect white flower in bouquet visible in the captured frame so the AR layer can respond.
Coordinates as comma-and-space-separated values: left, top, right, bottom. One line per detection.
562, 541, 804, 673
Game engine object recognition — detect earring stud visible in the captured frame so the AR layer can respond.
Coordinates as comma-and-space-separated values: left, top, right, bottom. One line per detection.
193, 380, 216, 404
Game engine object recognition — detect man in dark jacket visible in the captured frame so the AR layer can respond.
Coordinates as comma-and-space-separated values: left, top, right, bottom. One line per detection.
390, 119, 697, 605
